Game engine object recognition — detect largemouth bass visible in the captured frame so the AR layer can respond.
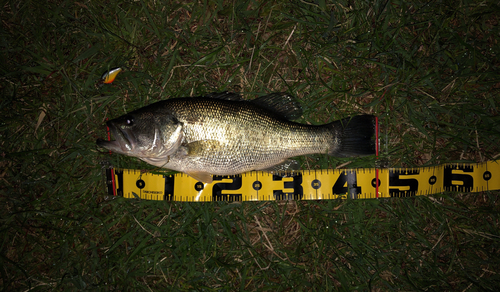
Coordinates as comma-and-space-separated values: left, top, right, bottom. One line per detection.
97, 92, 375, 183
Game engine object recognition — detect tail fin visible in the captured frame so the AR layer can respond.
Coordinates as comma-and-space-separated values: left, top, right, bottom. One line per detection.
328, 115, 376, 157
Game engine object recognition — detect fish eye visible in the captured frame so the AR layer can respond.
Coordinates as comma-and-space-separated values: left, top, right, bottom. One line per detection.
124, 115, 134, 126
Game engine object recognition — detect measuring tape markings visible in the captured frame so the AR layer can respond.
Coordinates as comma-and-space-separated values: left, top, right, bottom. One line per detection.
105, 161, 500, 202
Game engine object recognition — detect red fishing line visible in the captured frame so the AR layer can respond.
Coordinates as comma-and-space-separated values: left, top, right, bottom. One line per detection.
375, 89, 387, 199
375, 116, 379, 199
106, 117, 117, 196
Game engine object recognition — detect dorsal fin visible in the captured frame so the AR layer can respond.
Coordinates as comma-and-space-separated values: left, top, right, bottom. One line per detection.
203, 92, 243, 101
203, 92, 303, 120
251, 93, 303, 120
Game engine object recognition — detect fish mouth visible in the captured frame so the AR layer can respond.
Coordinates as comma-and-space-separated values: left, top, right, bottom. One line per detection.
96, 121, 135, 154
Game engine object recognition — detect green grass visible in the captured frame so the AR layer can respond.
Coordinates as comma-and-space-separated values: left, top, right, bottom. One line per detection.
1, 0, 500, 290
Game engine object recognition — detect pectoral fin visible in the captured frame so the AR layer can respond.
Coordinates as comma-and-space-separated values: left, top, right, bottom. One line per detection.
187, 171, 213, 184
185, 140, 222, 156
182, 140, 220, 183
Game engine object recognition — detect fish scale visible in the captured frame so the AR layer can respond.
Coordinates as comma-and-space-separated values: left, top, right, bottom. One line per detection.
168, 98, 329, 167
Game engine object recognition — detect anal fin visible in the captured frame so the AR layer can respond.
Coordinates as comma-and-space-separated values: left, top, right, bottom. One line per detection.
186, 171, 213, 184
256, 159, 300, 173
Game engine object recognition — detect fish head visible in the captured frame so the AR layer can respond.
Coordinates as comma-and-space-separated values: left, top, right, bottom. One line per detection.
97, 110, 184, 164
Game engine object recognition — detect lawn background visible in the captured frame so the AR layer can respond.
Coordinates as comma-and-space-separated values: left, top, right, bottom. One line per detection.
2, 0, 500, 290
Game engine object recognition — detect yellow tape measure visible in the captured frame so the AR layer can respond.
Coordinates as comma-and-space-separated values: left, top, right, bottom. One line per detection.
103, 161, 500, 201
